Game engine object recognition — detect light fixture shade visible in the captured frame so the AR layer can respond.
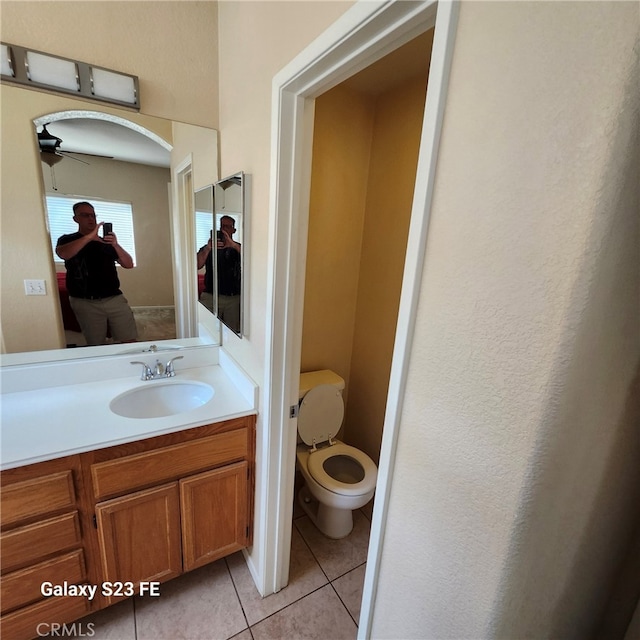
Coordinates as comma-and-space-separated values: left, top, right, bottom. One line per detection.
91, 67, 137, 105
1, 44, 14, 77
26, 50, 79, 92
1, 42, 140, 110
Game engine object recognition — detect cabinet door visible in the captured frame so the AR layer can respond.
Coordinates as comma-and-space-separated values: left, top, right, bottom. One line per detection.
96, 483, 182, 596
180, 462, 248, 571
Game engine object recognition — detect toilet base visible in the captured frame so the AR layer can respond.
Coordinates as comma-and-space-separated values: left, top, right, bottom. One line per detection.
298, 484, 354, 539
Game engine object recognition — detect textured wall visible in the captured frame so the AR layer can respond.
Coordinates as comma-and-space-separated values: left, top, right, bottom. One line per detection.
371, 2, 640, 637
0, 1, 218, 127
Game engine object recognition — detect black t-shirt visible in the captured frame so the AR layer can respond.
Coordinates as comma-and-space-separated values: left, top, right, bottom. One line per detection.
200, 247, 241, 296
217, 247, 241, 296
57, 232, 122, 299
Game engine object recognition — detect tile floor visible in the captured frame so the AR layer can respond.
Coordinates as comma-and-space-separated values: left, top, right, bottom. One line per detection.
81, 499, 372, 640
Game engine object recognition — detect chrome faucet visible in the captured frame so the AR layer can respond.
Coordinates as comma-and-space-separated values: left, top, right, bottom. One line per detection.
131, 361, 154, 381
131, 355, 184, 380
165, 356, 184, 377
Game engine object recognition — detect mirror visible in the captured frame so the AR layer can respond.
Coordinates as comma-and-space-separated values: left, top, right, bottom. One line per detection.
213, 173, 244, 336
0, 82, 220, 363
37, 118, 175, 348
195, 185, 215, 315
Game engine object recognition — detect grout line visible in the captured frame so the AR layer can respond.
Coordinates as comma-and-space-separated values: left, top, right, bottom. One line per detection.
328, 580, 359, 629
247, 583, 331, 629
293, 517, 331, 584
224, 556, 253, 639
330, 559, 367, 583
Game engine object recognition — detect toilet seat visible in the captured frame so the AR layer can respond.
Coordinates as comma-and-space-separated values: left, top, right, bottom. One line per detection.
297, 384, 344, 447
307, 442, 377, 497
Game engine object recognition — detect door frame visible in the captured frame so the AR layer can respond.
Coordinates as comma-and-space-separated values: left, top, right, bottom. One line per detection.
261, 0, 459, 635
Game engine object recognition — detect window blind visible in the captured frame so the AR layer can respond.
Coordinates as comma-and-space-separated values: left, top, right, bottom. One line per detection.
195, 210, 213, 249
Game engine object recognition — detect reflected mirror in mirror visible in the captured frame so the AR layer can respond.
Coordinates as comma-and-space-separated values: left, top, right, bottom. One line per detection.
214, 173, 244, 337
195, 185, 215, 316
37, 118, 177, 348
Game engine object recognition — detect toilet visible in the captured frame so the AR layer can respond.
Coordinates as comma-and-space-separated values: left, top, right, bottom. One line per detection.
296, 370, 377, 539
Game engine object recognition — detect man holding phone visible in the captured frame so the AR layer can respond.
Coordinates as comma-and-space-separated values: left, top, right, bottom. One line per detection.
56, 201, 137, 346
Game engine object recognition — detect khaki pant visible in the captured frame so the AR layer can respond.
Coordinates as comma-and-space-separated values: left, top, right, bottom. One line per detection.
69, 295, 138, 346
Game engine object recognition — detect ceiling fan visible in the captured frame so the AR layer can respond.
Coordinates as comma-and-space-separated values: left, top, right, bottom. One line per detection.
37, 124, 113, 167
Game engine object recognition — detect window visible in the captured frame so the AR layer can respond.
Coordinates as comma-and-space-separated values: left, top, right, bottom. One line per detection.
195, 209, 213, 250
45, 195, 137, 265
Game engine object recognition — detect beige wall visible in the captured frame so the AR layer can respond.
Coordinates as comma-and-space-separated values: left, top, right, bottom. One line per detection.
216, 0, 353, 376
302, 76, 428, 463
0, 1, 218, 127
346, 75, 428, 463
301, 84, 374, 387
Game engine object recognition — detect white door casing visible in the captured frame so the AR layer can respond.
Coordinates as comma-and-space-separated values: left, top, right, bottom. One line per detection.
260, 1, 459, 636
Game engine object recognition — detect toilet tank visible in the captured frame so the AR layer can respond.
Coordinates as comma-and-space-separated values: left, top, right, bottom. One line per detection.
299, 370, 345, 400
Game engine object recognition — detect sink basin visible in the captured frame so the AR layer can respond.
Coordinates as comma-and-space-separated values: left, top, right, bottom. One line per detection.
110, 381, 214, 419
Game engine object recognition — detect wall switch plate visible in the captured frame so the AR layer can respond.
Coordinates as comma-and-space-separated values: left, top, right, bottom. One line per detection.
24, 279, 47, 295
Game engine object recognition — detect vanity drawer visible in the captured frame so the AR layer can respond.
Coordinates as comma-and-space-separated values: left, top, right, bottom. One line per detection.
1, 594, 89, 640
1, 550, 86, 614
1, 512, 82, 572
1, 471, 76, 527
91, 428, 248, 500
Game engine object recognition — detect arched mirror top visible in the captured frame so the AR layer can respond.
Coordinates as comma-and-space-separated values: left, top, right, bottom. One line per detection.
33, 110, 172, 153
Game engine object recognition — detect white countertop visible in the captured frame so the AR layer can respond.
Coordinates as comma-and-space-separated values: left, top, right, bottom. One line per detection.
1, 348, 257, 470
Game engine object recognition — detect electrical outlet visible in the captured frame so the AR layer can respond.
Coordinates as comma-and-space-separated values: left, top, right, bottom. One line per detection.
24, 279, 47, 296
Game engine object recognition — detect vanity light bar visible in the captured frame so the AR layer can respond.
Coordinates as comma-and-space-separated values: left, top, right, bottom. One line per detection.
0, 42, 139, 110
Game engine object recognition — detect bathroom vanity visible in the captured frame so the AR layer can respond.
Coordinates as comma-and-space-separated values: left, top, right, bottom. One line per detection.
0, 347, 257, 640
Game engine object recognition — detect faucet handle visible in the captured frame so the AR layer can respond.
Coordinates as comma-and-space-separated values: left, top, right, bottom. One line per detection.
165, 355, 184, 377
130, 361, 153, 380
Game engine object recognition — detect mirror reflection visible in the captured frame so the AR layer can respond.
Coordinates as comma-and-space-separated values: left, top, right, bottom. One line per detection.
214, 173, 244, 336
195, 174, 244, 337
195, 185, 215, 315
37, 118, 177, 348
1, 78, 220, 363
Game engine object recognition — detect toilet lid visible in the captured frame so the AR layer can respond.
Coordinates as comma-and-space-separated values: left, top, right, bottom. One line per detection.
297, 384, 344, 446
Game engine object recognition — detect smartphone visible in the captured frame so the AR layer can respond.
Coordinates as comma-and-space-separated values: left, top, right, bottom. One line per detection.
217, 230, 224, 242
102, 223, 113, 238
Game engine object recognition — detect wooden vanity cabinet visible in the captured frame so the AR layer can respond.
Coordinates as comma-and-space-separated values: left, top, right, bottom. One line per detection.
0, 455, 95, 640
0, 415, 256, 638
85, 416, 255, 607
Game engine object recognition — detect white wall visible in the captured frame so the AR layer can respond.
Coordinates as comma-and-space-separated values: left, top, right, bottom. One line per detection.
371, 2, 640, 637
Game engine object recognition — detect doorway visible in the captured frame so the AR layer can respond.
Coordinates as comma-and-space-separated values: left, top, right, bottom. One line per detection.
261, 1, 459, 636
